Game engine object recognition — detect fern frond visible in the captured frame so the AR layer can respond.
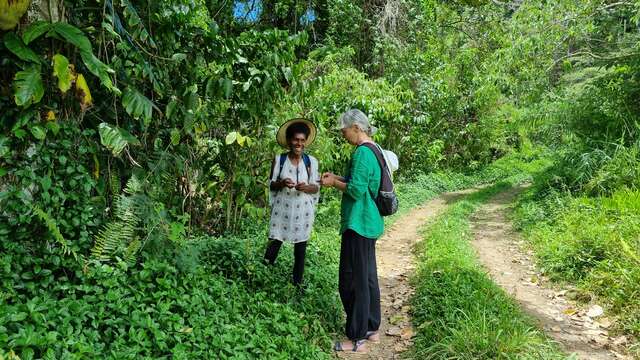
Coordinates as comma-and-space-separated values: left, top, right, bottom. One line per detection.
123, 238, 141, 266
109, 171, 120, 199
124, 175, 142, 195
90, 180, 141, 263
91, 222, 131, 261
33, 206, 78, 260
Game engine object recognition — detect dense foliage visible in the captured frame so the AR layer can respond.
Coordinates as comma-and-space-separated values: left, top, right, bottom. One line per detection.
2, 0, 640, 357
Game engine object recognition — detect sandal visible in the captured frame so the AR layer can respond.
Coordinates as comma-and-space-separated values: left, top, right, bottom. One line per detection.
365, 330, 380, 343
334, 339, 367, 353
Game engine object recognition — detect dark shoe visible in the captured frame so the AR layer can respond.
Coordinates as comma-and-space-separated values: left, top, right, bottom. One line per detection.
334, 339, 367, 353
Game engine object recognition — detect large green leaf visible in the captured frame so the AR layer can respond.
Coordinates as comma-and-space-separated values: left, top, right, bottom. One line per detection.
23, 21, 51, 44
3, 32, 41, 63
50, 22, 92, 53
222, 78, 233, 99
46, 22, 120, 95
30, 125, 46, 140
13, 66, 44, 107
79, 50, 120, 95
98, 123, 140, 157
52, 54, 72, 93
122, 87, 153, 125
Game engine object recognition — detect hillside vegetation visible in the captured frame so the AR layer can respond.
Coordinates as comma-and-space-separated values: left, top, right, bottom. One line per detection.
1, 0, 639, 358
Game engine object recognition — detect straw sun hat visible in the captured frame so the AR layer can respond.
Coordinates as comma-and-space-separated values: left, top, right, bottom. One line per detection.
276, 118, 317, 148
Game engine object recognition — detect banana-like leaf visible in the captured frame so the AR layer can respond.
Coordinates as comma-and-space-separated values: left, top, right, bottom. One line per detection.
46, 22, 120, 95
23, 21, 51, 44
80, 50, 120, 95
13, 66, 44, 107
3, 32, 41, 63
99, 123, 140, 156
50, 22, 92, 53
122, 87, 153, 125
52, 54, 73, 93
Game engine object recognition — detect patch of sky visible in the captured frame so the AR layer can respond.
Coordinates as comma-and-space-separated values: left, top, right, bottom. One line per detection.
233, 0, 262, 22
300, 8, 317, 26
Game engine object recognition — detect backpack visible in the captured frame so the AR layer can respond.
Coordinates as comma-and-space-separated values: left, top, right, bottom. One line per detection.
360, 143, 399, 216
278, 153, 311, 181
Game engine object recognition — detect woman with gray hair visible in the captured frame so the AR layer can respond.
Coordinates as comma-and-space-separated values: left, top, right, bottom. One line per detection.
320, 109, 383, 354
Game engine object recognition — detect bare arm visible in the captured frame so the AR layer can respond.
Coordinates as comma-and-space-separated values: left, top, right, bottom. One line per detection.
332, 178, 347, 192
320, 172, 347, 191
270, 179, 286, 191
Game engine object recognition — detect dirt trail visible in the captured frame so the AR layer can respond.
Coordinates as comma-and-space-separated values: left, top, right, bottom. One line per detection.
337, 189, 476, 359
470, 185, 631, 360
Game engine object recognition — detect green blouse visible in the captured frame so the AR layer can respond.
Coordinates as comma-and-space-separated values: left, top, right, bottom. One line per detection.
340, 145, 384, 239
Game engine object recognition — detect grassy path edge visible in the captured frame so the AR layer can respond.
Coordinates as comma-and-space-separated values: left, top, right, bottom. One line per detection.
408, 180, 567, 360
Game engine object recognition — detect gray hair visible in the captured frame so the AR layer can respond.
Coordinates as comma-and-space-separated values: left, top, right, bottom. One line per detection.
339, 109, 377, 136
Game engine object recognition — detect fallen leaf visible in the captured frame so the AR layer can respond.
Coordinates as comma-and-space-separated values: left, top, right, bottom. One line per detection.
400, 328, 415, 339
389, 315, 405, 325
563, 308, 578, 316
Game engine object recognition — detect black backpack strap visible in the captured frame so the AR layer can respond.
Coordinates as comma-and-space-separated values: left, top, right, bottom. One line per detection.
279, 153, 312, 181
360, 143, 386, 186
302, 153, 312, 180
278, 153, 287, 179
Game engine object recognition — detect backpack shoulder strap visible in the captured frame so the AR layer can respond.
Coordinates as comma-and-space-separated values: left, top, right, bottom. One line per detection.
360, 143, 386, 173
359, 142, 389, 194
278, 153, 287, 178
302, 153, 312, 179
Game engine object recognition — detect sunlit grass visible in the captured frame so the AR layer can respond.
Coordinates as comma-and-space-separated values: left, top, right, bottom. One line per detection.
410, 181, 567, 360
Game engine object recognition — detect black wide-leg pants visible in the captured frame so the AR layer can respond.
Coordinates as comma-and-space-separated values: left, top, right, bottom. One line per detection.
339, 229, 381, 340
264, 239, 307, 285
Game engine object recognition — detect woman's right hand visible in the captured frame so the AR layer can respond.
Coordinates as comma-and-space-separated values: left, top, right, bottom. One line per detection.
320, 172, 335, 187
281, 178, 296, 189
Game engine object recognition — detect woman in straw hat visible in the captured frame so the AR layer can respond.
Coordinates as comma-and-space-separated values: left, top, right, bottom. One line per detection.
320, 109, 382, 354
263, 118, 320, 289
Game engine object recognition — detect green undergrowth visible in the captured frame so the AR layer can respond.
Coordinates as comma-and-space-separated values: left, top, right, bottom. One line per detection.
513, 180, 640, 348
2, 166, 517, 359
1, 241, 337, 359
410, 179, 567, 360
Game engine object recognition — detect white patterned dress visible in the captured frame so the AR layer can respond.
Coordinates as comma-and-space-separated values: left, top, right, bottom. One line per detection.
269, 154, 320, 243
